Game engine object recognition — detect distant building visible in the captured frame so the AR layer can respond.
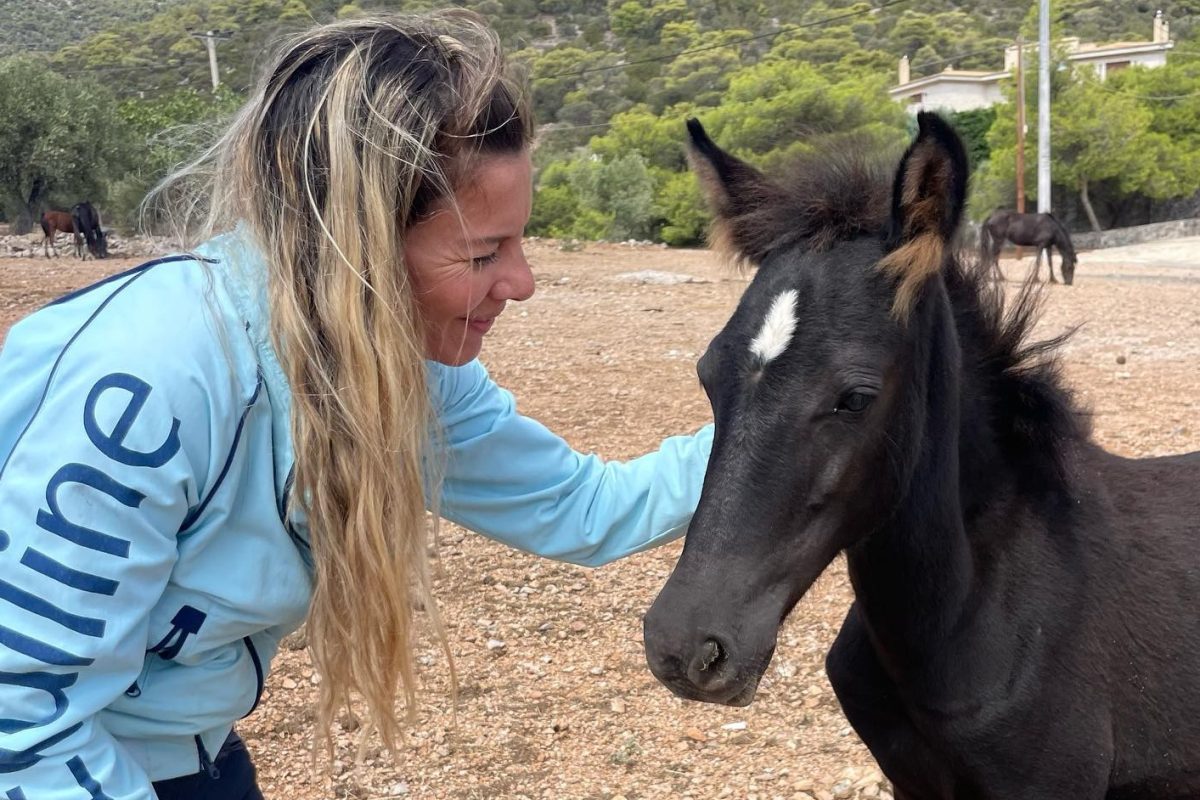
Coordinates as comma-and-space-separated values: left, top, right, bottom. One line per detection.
889, 10, 1174, 113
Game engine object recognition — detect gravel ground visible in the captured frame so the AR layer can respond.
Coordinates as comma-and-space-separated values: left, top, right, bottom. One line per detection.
1, 240, 1198, 800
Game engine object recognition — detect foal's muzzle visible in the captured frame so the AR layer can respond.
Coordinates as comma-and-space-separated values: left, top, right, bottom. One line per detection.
642, 581, 777, 707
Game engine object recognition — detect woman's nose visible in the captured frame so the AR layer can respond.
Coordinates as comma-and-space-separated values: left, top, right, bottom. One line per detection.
495, 248, 535, 302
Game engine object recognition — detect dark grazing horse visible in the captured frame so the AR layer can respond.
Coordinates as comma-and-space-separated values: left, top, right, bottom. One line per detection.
643, 113, 1200, 799
980, 209, 1076, 285
71, 201, 108, 260
39, 203, 108, 259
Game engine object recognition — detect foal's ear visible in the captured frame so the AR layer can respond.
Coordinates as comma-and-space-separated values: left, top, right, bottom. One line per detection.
686, 118, 781, 265
881, 112, 969, 320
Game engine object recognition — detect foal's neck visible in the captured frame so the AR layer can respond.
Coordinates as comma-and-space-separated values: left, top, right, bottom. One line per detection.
846, 291, 985, 670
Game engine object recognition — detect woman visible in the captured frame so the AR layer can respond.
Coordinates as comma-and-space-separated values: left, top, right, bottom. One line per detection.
0, 11, 712, 799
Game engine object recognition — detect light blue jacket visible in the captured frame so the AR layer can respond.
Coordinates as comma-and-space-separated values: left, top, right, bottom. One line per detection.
0, 232, 713, 798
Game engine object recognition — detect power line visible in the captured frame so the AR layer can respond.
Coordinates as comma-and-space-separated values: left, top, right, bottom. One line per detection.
541, 0, 914, 80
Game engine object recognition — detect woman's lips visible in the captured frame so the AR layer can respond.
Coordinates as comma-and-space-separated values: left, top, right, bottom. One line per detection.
466, 316, 495, 335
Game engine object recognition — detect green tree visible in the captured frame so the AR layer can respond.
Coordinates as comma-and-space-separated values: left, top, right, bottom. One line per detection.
570, 151, 656, 240
1054, 71, 1200, 230
109, 87, 243, 229
949, 107, 997, 168
979, 59, 1200, 230
0, 57, 130, 231
654, 168, 709, 246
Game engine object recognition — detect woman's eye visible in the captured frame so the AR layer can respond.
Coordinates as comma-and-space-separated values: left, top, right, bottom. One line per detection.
471, 251, 500, 269
836, 391, 874, 414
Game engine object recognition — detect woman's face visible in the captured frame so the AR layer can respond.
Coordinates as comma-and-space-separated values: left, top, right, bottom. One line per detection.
405, 151, 535, 366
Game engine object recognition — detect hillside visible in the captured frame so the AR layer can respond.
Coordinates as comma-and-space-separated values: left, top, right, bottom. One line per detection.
1, 0, 1197, 235
0, 0, 187, 57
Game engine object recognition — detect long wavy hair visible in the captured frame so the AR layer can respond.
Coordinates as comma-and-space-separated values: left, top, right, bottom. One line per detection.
151, 10, 533, 754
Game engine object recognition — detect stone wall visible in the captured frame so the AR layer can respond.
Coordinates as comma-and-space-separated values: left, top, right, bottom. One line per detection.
0, 232, 181, 259
1071, 217, 1200, 250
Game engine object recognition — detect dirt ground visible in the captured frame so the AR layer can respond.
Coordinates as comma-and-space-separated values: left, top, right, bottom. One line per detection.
2, 241, 1198, 800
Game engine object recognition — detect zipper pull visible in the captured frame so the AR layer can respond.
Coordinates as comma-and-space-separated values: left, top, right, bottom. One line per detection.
150, 605, 208, 661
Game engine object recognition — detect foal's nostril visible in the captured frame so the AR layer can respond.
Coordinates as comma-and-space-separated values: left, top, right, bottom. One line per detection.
696, 638, 723, 672
687, 636, 734, 692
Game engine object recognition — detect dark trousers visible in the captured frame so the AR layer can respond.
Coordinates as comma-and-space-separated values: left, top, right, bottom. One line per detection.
152, 732, 264, 800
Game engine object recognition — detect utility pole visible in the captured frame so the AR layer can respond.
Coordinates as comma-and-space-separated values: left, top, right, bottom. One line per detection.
190, 30, 231, 92
1037, 0, 1051, 213
1015, 37, 1026, 216
1015, 36, 1027, 261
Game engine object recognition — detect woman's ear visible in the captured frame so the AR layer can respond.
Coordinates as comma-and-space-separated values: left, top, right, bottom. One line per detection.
880, 111, 970, 320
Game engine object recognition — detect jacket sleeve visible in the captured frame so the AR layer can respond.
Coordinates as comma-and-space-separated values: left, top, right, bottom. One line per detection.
0, 299, 225, 798
432, 359, 713, 567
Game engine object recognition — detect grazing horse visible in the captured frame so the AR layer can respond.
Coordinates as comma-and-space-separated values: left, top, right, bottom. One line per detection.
39, 210, 81, 258
39, 203, 108, 259
71, 201, 108, 259
980, 209, 1076, 285
643, 113, 1200, 799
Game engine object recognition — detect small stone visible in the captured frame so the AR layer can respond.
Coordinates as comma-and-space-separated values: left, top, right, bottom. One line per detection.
1116, 354, 1127, 364
610, 698, 626, 713
388, 782, 409, 795
569, 620, 588, 633
281, 678, 297, 690
685, 727, 706, 742
721, 721, 747, 731
832, 780, 853, 798
486, 638, 506, 652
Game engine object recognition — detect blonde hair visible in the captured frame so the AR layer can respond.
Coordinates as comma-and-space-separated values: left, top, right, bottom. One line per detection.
152, 10, 532, 755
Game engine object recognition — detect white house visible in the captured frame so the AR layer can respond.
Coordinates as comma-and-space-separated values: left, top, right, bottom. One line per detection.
890, 10, 1174, 113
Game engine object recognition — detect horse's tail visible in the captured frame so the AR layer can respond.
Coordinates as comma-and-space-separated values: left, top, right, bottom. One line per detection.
1046, 212, 1076, 264
978, 218, 997, 267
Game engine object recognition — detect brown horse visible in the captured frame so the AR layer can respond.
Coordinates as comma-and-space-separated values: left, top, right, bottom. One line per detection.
40, 210, 81, 258
39, 204, 108, 259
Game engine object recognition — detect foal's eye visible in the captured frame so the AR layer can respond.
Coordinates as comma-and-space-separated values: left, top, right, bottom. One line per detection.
836, 391, 875, 414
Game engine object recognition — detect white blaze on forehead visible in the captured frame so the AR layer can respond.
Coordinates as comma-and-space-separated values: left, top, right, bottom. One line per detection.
750, 289, 799, 364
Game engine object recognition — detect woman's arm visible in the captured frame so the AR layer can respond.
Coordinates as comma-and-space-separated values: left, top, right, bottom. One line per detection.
0, 276, 231, 798
432, 359, 713, 567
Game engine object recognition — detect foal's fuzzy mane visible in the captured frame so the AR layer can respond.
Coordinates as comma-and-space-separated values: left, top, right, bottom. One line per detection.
944, 257, 1090, 489
707, 145, 893, 265
718, 145, 1090, 488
